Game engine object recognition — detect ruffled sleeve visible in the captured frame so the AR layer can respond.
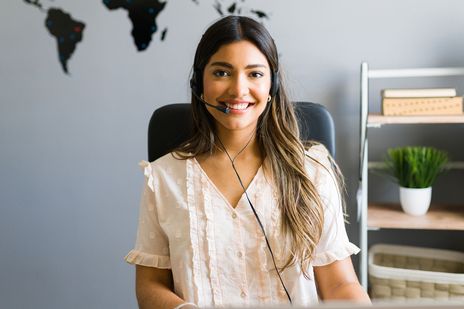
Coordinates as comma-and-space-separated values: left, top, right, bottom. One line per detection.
305, 145, 360, 267
124, 161, 171, 269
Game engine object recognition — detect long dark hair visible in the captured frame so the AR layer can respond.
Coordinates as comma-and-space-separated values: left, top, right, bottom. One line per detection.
176, 16, 325, 278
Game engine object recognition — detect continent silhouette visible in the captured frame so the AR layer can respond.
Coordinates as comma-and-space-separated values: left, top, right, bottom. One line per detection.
45, 8, 85, 74
103, 0, 166, 51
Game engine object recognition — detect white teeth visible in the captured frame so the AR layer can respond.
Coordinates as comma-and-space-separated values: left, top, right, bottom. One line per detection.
224, 102, 249, 110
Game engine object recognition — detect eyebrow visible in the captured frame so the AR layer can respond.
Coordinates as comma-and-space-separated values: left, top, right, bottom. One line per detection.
209, 61, 268, 69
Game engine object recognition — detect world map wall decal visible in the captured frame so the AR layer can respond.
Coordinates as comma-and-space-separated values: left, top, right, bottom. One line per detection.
23, 0, 270, 75
24, 0, 86, 74
102, 0, 167, 51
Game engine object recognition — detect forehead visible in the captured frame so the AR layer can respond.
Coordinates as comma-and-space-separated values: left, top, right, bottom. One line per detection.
206, 40, 269, 67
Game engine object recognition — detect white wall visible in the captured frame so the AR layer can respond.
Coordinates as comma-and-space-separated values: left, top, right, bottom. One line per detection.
2, 1, 464, 307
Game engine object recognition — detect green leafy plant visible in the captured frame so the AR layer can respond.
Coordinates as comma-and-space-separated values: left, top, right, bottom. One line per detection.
385, 146, 448, 188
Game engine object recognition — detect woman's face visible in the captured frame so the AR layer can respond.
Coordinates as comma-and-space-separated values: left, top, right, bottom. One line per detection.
202, 40, 272, 134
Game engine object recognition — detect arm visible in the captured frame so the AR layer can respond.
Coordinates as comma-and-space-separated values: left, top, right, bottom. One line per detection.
136, 265, 196, 309
314, 257, 371, 303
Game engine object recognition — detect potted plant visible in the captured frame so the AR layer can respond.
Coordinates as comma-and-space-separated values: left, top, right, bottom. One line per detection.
384, 146, 448, 216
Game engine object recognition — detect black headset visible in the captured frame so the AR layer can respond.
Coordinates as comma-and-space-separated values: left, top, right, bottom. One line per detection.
190, 68, 280, 98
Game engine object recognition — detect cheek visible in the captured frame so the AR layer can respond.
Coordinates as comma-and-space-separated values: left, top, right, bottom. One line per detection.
203, 80, 224, 99
253, 82, 272, 99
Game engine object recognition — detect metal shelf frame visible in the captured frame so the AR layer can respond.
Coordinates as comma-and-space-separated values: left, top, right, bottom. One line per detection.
357, 62, 464, 289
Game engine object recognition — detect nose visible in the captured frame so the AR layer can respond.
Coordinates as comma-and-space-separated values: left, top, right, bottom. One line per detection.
228, 73, 249, 97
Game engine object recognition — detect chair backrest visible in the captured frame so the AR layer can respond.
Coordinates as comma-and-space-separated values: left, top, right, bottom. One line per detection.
148, 102, 335, 162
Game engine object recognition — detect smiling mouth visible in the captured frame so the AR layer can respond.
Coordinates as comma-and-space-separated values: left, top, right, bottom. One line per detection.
218, 100, 254, 111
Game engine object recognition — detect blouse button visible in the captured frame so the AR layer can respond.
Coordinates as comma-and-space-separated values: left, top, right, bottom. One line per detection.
240, 291, 247, 298
232, 213, 237, 219
237, 251, 243, 258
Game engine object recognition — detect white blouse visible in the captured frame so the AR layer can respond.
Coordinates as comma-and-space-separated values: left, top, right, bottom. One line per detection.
125, 144, 360, 308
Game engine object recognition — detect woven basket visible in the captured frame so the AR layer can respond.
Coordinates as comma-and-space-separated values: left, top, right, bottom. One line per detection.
369, 244, 464, 301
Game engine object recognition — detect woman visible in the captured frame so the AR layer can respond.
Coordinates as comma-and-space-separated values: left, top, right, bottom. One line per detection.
125, 15, 370, 308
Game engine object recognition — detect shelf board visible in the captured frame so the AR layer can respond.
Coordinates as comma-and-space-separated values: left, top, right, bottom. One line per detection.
368, 203, 464, 231
368, 161, 464, 170
368, 67, 464, 78
367, 113, 464, 126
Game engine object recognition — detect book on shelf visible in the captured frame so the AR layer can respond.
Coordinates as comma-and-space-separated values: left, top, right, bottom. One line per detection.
382, 96, 463, 116
381, 88, 457, 98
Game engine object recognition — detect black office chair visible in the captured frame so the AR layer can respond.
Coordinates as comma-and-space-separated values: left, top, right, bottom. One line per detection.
148, 102, 335, 162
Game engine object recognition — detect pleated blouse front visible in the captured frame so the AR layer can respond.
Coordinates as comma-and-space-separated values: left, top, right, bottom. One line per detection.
125, 145, 360, 308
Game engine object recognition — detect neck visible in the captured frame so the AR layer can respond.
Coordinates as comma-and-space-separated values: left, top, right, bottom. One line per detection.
214, 127, 261, 161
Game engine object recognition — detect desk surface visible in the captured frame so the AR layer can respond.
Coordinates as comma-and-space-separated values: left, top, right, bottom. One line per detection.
218, 301, 464, 309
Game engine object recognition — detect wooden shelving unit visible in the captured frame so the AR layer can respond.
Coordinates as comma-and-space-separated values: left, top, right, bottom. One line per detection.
368, 203, 464, 231
358, 63, 464, 289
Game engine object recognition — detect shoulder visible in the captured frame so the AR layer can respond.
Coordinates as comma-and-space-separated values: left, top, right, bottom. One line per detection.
305, 144, 345, 217
305, 143, 331, 161
148, 152, 187, 171
304, 143, 334, 181
154, 152, 186, 167
305, 144, 333, 169
139, 152, 189, 188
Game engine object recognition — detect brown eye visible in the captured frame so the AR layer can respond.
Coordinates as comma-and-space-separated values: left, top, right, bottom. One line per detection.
213, 70, 230, 77
250, 71, 264, 78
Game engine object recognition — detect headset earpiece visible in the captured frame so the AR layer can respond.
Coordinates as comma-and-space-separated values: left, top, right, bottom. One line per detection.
190, 69, 202, 96
270, 70, 279, 98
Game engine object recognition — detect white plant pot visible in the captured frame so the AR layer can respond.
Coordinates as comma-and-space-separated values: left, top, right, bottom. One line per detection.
399, 186, 432, 216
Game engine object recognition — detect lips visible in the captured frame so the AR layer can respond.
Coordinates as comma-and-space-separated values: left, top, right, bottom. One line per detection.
224, 102, 250, 110
218, 99, 254, 111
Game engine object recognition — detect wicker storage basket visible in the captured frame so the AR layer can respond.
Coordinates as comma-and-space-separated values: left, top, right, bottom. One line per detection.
369, 244, 464, 301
